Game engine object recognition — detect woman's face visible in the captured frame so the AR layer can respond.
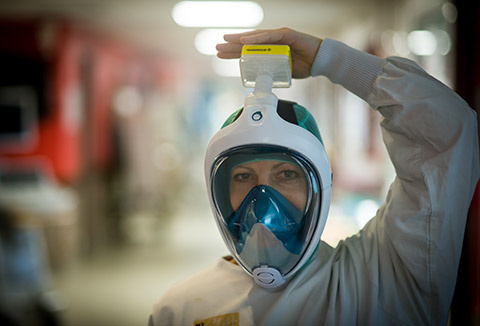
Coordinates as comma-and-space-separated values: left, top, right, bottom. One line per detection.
229, 160, 308, 212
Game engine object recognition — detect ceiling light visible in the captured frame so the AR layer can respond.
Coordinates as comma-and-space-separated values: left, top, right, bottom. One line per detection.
172, 1, 263, 27
408, 30, 437, 56
195, 29, 251, 55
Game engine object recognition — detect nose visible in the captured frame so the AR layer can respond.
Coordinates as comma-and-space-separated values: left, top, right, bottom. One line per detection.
256, 174, 271, 188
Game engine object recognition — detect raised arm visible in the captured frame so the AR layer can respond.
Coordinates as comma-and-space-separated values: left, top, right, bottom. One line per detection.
310, 37, 479, 324
218, 28, 480, 324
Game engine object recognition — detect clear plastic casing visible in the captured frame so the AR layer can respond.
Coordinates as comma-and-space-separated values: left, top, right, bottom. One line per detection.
240, 54, 292, 88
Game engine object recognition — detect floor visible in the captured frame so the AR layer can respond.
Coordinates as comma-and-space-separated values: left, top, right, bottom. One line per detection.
52, 204, 227, 326
51, 203, 360, 326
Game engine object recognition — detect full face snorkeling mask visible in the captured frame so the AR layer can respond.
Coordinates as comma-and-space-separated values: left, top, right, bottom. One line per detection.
204, 45, 332, 289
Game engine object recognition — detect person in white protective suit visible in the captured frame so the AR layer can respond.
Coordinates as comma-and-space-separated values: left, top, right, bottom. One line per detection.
149, 28, 480, 325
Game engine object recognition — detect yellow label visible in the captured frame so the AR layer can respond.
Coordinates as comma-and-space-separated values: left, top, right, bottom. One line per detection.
193, 312, 239, 326
241, 44, 290, 57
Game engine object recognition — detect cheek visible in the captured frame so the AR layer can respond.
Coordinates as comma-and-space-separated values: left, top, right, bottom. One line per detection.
230, 192, 242, 211
282, 182, 308, 211
230, 185, 249, 211
284, 192, 307, 211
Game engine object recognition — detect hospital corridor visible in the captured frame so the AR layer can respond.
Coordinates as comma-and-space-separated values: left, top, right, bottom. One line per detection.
0, 0, 478, 325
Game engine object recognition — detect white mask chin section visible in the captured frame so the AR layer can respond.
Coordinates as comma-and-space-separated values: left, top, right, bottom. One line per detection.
252, 266, 285, 288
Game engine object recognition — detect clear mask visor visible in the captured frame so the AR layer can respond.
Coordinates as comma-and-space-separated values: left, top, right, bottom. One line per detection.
211, 147, 321, 277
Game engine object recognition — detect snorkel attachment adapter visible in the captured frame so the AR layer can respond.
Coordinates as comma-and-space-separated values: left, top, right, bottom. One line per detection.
240, 45, 292, 122
240, 44, 292, 88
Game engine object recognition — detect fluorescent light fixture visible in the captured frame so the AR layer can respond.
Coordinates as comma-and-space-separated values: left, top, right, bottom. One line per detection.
195, 29, 251, 55
172, 1, 263, 27
408, 30, 437, 56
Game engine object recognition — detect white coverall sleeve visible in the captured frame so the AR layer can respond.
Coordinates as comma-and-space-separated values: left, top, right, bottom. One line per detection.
312, 38, 480, 324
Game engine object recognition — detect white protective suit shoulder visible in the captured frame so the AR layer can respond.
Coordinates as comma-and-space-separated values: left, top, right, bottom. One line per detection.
150, 38, 480, 326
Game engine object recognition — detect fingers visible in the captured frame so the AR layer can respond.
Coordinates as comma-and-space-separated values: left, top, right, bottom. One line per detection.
238, 29, 291, 45
216, 51, 241, 59
218, 28, 293, 59
223, 29, 268, 44
223, 28, 292, 45
216, 43, 243, 53
216, 43, 243, 59
217, 31, 262, 58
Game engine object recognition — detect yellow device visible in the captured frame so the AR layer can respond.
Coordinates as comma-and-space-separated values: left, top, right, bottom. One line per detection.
240, 45, 292, 88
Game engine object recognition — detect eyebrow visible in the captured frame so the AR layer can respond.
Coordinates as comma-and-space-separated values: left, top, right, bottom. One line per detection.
272, 162, 293, 169
232, 161, 296, 173
231, 166, 255, 173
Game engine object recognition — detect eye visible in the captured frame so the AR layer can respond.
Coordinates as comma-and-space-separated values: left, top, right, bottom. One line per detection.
232, 173, 252, 183
272, 169, 301, 184
279, 169, 300, 180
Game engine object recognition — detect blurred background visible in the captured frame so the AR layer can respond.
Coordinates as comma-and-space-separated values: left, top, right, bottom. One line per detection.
0, 0, 478, 325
